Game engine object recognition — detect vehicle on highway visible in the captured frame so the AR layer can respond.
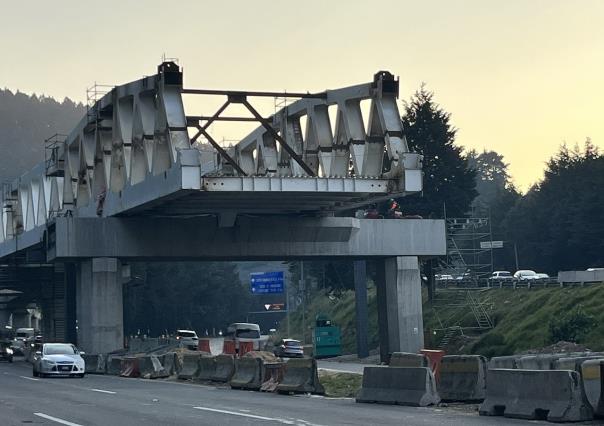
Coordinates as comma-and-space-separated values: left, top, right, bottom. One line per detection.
273, 339, 304, 358
435, 274, 454, 281
225, 322, 263, 351
536, 273, 550, 280
12, 327, 34, 355
0, 341, 14, 363
514, 270, 540, 281
488, 271, 514, 282
32, 343, 86, 378
175, 329, 199, 350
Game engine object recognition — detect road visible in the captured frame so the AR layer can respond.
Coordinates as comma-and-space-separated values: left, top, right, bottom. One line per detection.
0, 358, 566, 426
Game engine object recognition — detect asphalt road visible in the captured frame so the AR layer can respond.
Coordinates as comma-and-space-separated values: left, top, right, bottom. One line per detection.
0, 357, 569, 426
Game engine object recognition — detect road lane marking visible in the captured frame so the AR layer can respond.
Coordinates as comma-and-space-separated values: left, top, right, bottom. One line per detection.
20, 376, 39, 381
192, 406, 325, 425
89, 388, 116, 394
33, 413, 83, 426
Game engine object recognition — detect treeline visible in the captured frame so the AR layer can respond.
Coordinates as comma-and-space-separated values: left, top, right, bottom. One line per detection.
0, 88, 85, 181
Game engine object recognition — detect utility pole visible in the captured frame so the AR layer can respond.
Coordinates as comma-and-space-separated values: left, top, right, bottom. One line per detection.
514, 243, 519, 271
285, 271, 290, 338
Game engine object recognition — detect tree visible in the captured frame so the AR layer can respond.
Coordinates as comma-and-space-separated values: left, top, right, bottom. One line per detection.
504, 140, 604, 272
399, 85, 477, 218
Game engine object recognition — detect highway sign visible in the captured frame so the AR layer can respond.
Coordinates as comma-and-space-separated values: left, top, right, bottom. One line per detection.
264, 303, 285, 311
250, 271, 285, 294
480, 241, 504, 249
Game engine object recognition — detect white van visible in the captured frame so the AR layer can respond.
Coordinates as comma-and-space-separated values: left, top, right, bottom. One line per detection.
225, 323, 263, 351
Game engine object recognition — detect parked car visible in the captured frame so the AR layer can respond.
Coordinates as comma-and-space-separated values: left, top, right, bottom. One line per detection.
175, 330, 199, 350
514, 270, 540, 281
489, 271, 514, 282
0, 341, 14, 363
273, 339, 304, 358
32, 343, 85, 378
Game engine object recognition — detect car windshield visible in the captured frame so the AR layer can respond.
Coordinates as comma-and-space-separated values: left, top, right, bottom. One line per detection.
499, 272, 511, 277
177, 332, 196, 338
285, 340, 301, 347
44, 344, 76, 355
16, 332, 29, 338
236, 329, 260, 338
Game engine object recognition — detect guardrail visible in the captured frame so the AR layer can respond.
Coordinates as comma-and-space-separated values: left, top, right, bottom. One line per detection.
436, 278, 603, 290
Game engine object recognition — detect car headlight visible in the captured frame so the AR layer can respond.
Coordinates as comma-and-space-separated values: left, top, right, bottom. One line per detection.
42, 359, 56, 366
6, 348, 12, 355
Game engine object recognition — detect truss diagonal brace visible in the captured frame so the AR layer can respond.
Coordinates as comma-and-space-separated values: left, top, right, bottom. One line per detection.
190, 99, 231, 144
194, 125, 247, 176
239, 99, 316, 177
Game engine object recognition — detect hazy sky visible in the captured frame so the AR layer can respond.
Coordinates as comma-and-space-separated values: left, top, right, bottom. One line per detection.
1, 0, 602, 190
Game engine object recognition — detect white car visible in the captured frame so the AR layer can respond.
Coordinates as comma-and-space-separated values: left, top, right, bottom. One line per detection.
514, 270, 540, 281
489, 271, 514, 281
32, 343, 86, 378
176, 330, 199, 350
536, 273, 550, 279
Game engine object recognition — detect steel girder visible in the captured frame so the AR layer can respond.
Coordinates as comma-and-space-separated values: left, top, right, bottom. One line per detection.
0, 63, 423, 249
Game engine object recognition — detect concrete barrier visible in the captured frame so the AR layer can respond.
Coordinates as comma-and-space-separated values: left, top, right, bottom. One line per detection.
198, 339, 211, 353
120, 357, 140, 378
356, 367, 440, 407
177, 353, 201, 380
195, 355, 216, 381
581, 359, 604, 416
106, 355, 123, 376
277, 358, 324, 395
479, 369, 593, 422
438, 355, 487, 402
161, 352, 178, 376
389, 352, 429, 368
260, 362, 287, 392
230, 357, 263, 390
554, 355, 604, 373
139, 355, 169, 379
516, 354, 560, 370
211, 354, 235, 382
82, 354, 106, 374
488, 356, 518, 369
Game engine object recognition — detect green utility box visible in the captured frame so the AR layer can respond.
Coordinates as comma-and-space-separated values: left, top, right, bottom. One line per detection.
313, 314, 342, 358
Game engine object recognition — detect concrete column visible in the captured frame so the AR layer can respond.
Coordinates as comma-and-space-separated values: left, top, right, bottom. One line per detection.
77, 258, 124, 354
376, 256, 424, 362
353, 260, 369, 358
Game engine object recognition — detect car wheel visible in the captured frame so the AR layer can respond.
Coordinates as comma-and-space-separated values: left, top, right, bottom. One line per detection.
79, 373, 85, 378
8, 357, 13, 363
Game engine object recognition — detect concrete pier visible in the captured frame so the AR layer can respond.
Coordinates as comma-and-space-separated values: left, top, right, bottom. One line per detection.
76, 258, 124, 354
377, 256, 424, 362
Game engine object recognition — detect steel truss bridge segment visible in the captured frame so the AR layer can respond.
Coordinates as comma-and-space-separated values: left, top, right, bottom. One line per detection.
0, 62, 423, 248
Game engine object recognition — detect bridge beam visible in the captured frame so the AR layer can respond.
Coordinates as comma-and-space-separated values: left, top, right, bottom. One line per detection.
376, 256, 424, 362
76, 258, 124, 354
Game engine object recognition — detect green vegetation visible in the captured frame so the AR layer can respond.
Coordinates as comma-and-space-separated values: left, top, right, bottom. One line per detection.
286, 285, 604, 357
319, 372, 363, 398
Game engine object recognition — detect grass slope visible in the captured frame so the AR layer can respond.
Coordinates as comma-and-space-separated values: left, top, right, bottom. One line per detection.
285, 284, 604, 356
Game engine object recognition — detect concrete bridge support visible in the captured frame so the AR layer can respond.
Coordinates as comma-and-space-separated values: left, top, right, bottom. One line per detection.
376, 256, 424, 363
76, 258, 124, 354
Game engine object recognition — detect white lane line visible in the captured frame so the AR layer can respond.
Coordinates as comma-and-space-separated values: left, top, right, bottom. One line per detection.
20, 375, 39, 381
33, 412, 83, 426
89, 388, 116, 394
193, 406, 326, 426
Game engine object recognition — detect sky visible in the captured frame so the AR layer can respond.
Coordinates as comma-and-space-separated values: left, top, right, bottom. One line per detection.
0, 0, 602, 191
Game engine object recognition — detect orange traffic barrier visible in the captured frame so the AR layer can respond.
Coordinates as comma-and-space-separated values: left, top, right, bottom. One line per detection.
420, 349, 445, 382
223, 339, 236, 355
239, 341, 254, 356
198, 339, 211, 353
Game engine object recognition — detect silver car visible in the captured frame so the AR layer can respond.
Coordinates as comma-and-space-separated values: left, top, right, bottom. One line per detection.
32, 343, 86, 378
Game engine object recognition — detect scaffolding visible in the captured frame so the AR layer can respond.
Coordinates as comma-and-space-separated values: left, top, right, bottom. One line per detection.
438, 216, 493, 284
